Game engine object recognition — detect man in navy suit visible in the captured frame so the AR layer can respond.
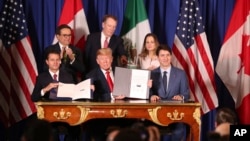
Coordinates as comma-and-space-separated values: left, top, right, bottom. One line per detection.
150, 44, 190, 141
44, 24, 85, 83
32, 50, 74, 102
84, 14, 127, 73
31, 50, 81, 141
86, 47, 125, 101
84, 48, 127, 141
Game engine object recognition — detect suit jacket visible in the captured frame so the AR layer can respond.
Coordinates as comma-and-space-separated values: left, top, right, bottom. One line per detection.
150, 66, 190, 100
31, 70, 74, 102
84, 32, 127, 73
44, 43, 85, 82
86, 67, 113, 101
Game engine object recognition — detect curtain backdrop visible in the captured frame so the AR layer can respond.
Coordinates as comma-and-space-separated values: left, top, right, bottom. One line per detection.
0, 0, 236, 141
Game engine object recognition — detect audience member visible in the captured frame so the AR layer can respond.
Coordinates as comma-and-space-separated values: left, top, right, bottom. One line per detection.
207, 107, 237, 141
44, 24, 85, 83
84, 14, 127, 73
150, 44, 190, 141
106, 126, 120, 141
138, 33, 160, 70
113, 128, 143, 141
21, 119, 53, 141
215, 107, 238, 126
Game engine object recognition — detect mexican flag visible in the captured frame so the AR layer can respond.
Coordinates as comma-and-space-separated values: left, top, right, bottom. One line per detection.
120, 0, 151, 57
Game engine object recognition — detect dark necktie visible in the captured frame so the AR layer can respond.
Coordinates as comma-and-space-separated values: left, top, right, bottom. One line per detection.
104, 37, 109, 48
106, 71, 113, 92
163, 71, 167, 93
49, 74, 58, 99
62, 47, 67, 63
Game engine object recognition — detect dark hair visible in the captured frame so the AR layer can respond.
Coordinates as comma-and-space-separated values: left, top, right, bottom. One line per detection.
216, 107, 238, 125
113, 128, 143, 141
102, 14, 118, 23
22, 119, 53, 141
55, 24, 71, 35
130, 122, 149, 141
139, 33, 160, 59
156, 44, 172, 56
45, 49, 60, 60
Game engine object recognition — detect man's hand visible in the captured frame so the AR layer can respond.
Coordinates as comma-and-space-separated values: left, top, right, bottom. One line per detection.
172, 95, 184, 100
114, 94, 125, 100
65, 48, 75, 60
150, 95, 160, 101
43, 82, 59, 93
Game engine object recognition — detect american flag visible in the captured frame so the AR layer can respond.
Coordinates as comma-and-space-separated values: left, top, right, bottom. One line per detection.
172, 0, 218, 114
0, 0, 37, 127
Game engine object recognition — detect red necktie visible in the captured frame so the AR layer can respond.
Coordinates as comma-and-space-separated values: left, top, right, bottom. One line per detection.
50, 73, 58, 99
104, 37, 109, 48
106, 71, 113, 92
53, 73, 58, 81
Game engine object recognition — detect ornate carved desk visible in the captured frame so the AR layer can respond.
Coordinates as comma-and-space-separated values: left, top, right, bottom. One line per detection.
35, 100, 201, 141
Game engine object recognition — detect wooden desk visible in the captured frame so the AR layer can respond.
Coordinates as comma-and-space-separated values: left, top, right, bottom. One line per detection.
35, 100, 201, 141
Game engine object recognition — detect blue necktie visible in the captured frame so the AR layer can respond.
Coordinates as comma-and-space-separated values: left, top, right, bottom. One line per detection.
49, 74, 58, 99
163, 71, 167, 93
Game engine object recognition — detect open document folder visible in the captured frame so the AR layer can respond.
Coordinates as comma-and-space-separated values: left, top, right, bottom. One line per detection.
57, 78, 92, 100
113, 67, 150, 99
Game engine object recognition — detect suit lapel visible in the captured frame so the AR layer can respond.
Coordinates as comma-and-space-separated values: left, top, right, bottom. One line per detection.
98, 68, 110, 91
167, 67, 177, 95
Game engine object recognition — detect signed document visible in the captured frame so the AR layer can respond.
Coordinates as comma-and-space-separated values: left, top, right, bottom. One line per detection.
57, 78, 92, 100
113, 67, 150, 99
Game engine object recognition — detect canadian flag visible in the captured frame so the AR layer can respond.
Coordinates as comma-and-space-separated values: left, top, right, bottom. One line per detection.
53, 0, 89, 51
216, 0, 250, 124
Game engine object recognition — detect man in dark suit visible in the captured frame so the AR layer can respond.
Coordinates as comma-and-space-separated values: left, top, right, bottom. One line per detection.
31, 50, 81, 141
32, 50, 74, 102
86, 48, 125, 101
84, 14, 127, 73
84, 48, 126, 141
150, 44, 190, 141
44, 24, 85, 83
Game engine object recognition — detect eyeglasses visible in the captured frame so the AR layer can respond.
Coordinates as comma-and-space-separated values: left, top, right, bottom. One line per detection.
60, 34, 72, 37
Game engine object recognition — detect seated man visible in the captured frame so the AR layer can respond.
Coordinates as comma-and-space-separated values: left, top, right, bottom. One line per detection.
31, 50, 81, 141
150, 44, 190, 141
32, 50, 74, 101
86, 47, 125, 101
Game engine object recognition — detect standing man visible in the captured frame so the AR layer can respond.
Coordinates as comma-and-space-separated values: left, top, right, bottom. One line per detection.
84, 14, 127, 73
150, 44, 190, 141
44, 24, 85, 83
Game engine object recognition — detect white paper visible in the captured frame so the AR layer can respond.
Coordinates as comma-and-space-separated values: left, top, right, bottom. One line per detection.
57, 79, 91, 100
130, 69, 150, 99
113, 67, 150, 99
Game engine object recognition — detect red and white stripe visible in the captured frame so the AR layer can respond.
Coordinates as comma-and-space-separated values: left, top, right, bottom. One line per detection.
0, 37, 37, 127
172, 33, 218, 114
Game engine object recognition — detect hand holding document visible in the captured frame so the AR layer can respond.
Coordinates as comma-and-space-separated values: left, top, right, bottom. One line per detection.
57, 79, 92, 100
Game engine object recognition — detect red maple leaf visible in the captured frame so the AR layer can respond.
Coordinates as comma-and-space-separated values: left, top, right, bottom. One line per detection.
238, 35, 250, 75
